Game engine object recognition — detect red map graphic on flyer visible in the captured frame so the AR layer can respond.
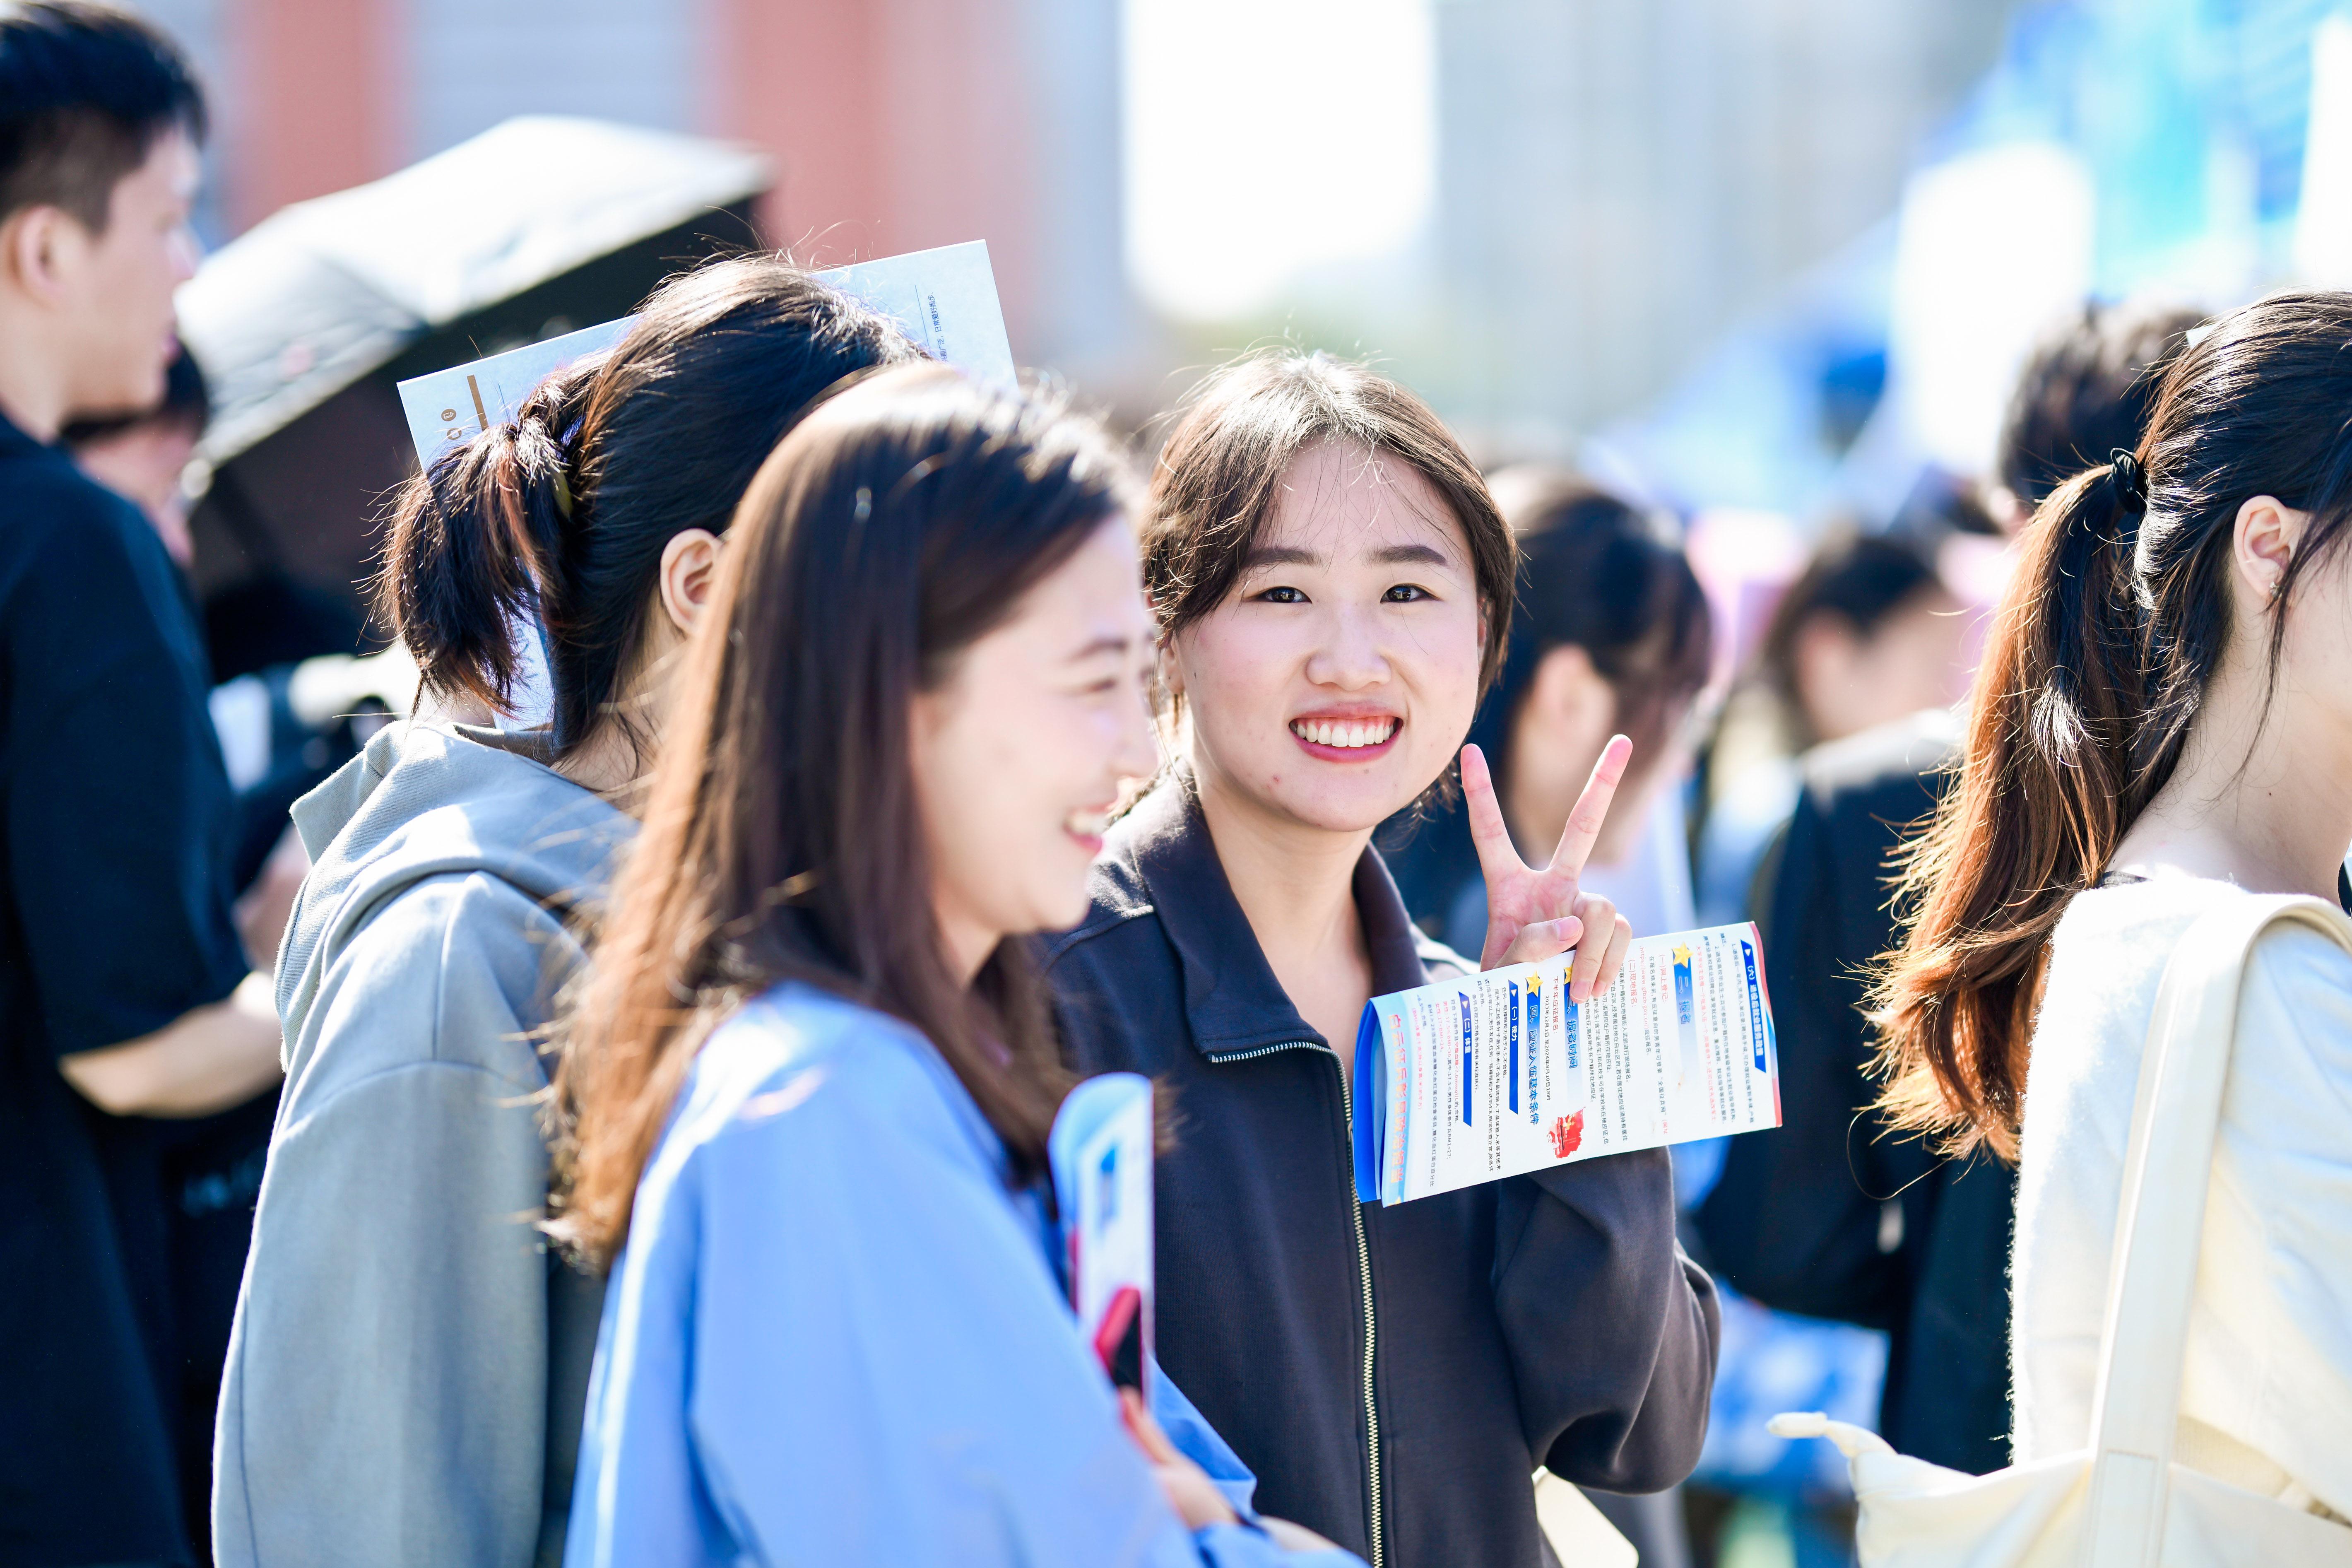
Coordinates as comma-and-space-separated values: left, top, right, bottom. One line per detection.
1548, 1109, 1585, 1159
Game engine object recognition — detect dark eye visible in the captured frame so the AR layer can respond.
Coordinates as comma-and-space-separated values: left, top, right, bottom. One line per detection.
1384, 583, 1431, 603
1255, 585, 1308, 605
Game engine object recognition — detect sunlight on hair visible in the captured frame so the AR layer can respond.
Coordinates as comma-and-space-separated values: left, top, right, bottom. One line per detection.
1121, 0, 1435, 322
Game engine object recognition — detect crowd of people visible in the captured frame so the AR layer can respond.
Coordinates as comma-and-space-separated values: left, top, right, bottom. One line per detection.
4, 4, 2350, 1567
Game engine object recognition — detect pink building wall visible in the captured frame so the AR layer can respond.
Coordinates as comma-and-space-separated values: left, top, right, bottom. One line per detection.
221, 0, 403, 230
205, 0, 1048, 348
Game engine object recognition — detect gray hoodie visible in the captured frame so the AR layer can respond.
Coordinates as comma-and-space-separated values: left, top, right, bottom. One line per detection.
213, 722, 631, 1568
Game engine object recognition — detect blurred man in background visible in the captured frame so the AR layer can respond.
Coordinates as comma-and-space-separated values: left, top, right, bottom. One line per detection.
1693, 299, 2203, 1476
0, 5, 282, 1562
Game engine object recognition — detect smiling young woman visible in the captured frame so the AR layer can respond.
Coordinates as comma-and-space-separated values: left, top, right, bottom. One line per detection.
553, 366, 1360, 1566
1043, 351, 1721, 1568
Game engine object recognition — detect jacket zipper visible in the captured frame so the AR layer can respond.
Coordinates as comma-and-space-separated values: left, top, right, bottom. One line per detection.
1220, 1040, 1384, 1568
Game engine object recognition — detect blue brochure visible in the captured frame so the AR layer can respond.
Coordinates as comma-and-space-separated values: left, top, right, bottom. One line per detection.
1354, 922, 1781, 1205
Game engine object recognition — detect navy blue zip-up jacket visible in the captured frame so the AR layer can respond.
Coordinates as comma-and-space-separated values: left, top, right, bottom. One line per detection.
1043, 780, 1720, 1568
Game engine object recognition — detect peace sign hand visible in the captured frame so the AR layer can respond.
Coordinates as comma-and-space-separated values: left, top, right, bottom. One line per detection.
1462, 735, 1636, 1002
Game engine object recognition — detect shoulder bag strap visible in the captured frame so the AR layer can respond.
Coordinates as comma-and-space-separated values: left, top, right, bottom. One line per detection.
2082, 894, 2352, 1568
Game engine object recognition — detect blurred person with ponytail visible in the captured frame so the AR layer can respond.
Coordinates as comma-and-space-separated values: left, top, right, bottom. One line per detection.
1384, 469, 1712, 955
213, 258, 913, 1568
1875, 291, 2352, 1517
554, 365, 1355, 1567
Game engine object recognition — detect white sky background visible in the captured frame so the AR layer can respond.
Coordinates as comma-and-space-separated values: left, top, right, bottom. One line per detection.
1122, 0, 1437, 322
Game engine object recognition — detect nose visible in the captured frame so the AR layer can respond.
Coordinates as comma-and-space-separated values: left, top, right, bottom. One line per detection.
1302, 601, 1392, 692
168, 224, 200, 285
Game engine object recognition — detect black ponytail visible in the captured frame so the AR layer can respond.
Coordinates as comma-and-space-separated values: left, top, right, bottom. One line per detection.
376, 254, 920, 755
384, 372, 587, 722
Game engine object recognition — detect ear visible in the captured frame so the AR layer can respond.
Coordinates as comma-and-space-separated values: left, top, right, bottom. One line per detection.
0, 203, 85, 308
657, 529, 723, 635
2233, 495, 2306, 608
1156, 633, 1186, 699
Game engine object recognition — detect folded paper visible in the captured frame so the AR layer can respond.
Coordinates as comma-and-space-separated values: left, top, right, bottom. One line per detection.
1353, 923, 1781, 1204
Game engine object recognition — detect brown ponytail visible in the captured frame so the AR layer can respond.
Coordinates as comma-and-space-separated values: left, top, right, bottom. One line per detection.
1870, 464, 2151, 1158
1873, 290, 2352, 1159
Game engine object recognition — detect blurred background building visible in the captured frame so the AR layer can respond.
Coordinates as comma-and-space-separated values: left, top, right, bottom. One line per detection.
1430, 0, 2010, 448
134, 0, 2352, 521
133, 0, 1139, 381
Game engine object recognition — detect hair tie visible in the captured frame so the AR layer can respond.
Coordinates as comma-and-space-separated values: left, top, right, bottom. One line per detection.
2109, 449, 2147, 511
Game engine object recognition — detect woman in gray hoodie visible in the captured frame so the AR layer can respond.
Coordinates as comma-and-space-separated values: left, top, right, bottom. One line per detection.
212, 258, 915, 1568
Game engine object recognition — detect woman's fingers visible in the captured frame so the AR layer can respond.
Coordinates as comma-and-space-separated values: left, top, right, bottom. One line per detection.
1459, 744, 1525, 882
1547, 734, 1633, 879
1593, 913, 1633, 997
1497, 915, 1582, 970
1567, 895, 1617, 1002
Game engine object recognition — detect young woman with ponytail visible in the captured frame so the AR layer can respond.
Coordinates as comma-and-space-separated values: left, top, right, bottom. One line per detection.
555, 365, 1354, 1566
213, 258, 913, 1568
1874, 291, 2352, 1518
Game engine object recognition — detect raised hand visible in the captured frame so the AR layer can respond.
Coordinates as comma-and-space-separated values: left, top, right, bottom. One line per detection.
1461, 735, 1635, 1001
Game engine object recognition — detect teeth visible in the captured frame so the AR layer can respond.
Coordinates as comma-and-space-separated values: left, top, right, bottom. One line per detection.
1291, 718, 1397, 749
1065, 807, 1111, 837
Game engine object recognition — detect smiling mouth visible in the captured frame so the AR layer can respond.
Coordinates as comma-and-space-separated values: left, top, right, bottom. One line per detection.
1289, 717, 1401, 750
1064, 806, 1113, 839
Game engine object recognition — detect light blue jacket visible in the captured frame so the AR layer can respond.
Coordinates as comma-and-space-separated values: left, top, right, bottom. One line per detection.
565, 983, 1362, 1568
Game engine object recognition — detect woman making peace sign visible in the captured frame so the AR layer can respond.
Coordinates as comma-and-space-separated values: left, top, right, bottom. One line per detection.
1044, 353, 1720, 1568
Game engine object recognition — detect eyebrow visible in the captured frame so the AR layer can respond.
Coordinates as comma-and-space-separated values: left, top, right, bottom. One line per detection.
1239, 542, 1455, 570
1063, 634, 1136, 661
1241, 545, 1321, 570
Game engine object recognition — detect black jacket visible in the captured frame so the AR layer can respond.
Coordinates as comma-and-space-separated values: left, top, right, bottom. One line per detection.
1043, 782, 1720, 1568
1692, 711, 2015, 1475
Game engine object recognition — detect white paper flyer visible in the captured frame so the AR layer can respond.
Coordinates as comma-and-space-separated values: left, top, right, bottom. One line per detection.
1352, 922, 1781, 1206
813, 239, 1016, 390
395, 317, 633, 474
394, 239, 1016, 471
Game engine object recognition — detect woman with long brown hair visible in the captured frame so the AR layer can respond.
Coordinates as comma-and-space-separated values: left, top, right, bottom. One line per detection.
1874, 291, 2352, 1517
555, 365, 1358, 1566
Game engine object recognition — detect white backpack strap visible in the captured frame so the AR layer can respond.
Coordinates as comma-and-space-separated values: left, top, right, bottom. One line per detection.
2081, 893, 2352, 1568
